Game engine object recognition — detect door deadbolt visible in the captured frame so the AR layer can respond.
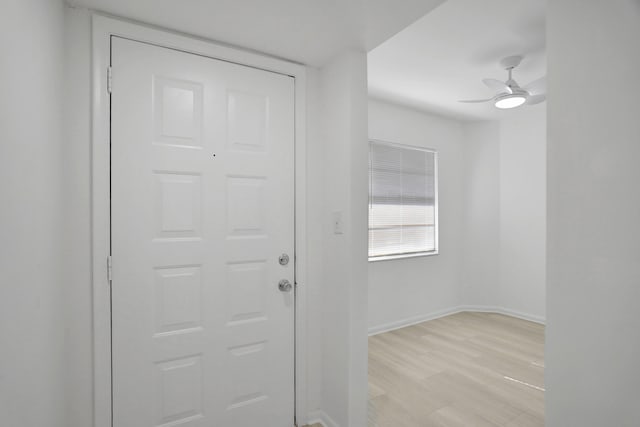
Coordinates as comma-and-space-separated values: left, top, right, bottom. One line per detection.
278, 253, 290, 266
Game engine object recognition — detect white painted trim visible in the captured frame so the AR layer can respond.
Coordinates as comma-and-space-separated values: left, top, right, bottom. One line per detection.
91, 14, 112, 427
368, 306, 545, 336
458, 305, 546, 325
307, 410, 341, 427
91, 13, 307, 427
293, 56, 308, 427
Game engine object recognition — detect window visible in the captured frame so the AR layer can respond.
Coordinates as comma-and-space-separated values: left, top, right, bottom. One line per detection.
368, 140, 438, 261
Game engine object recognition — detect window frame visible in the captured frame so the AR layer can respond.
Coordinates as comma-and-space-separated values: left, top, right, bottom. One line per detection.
368, 139, 439, 262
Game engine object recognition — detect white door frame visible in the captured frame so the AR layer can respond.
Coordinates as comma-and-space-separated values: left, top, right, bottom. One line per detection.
91, 14, 308, 427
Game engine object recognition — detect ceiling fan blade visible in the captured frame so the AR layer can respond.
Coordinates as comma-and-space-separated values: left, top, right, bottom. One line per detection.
524, 76, 546, 95
458, 98, 494, 103
526, 94, 546, 105
483, 78, 512, 94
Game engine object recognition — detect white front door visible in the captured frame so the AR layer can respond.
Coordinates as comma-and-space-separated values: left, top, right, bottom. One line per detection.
110, 37, 295, 427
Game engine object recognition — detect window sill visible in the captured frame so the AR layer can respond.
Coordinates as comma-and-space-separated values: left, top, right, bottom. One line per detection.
368, 251, 439, 262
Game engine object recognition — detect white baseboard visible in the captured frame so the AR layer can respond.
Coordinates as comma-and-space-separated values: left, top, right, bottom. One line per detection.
368, 307, 463, 336
459, 305, 546, 325
306, 410, 340, 427
368, 305, 545, 336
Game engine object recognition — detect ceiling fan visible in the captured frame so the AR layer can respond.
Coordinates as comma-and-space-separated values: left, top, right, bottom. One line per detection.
459, 55, 546, 109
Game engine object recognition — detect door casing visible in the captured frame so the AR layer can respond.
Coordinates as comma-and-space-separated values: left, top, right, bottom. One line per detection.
91, 14, 308, 427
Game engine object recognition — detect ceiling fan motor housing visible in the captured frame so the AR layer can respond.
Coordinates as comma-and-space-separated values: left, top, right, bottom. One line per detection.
500, 55, 523, 70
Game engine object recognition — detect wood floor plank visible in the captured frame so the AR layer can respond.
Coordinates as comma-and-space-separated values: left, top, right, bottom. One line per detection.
427, 403, 502, 427
368, 312, 544, 426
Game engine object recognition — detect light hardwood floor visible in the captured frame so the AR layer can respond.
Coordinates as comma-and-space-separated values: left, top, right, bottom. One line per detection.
368, 312, 544, 427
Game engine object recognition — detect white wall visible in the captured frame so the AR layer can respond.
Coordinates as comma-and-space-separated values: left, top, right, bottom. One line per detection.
546, 1, 640, 425
62, 7, 94, 427
499, 105, 546, 321
0, 1, 66, 426
367, 100, 465, 333
462, 109, 546, 321
368, 100, 547, 330
303, 67, 325, 419
319, 51, 369, 427
460, 121, 501, 308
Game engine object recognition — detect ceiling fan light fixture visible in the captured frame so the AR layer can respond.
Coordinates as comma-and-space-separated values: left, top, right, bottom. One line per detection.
494, 93, 527, 109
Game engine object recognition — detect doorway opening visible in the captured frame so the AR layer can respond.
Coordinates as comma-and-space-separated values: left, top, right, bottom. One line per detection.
366, 0, 547, 425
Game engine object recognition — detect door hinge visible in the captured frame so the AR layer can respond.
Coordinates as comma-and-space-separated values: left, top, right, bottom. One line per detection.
107, 66, 113, 94
107, 255, 113, 283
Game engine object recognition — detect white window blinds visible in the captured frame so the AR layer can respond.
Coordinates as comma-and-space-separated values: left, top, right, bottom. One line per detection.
368, 140, 438, 260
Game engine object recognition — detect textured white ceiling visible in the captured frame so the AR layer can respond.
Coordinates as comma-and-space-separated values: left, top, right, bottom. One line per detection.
368, 0, 546, 120
68, 0, 445, 66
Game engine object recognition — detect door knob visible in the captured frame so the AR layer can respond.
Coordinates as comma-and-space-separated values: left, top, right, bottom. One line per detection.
278, 279, 293, 292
